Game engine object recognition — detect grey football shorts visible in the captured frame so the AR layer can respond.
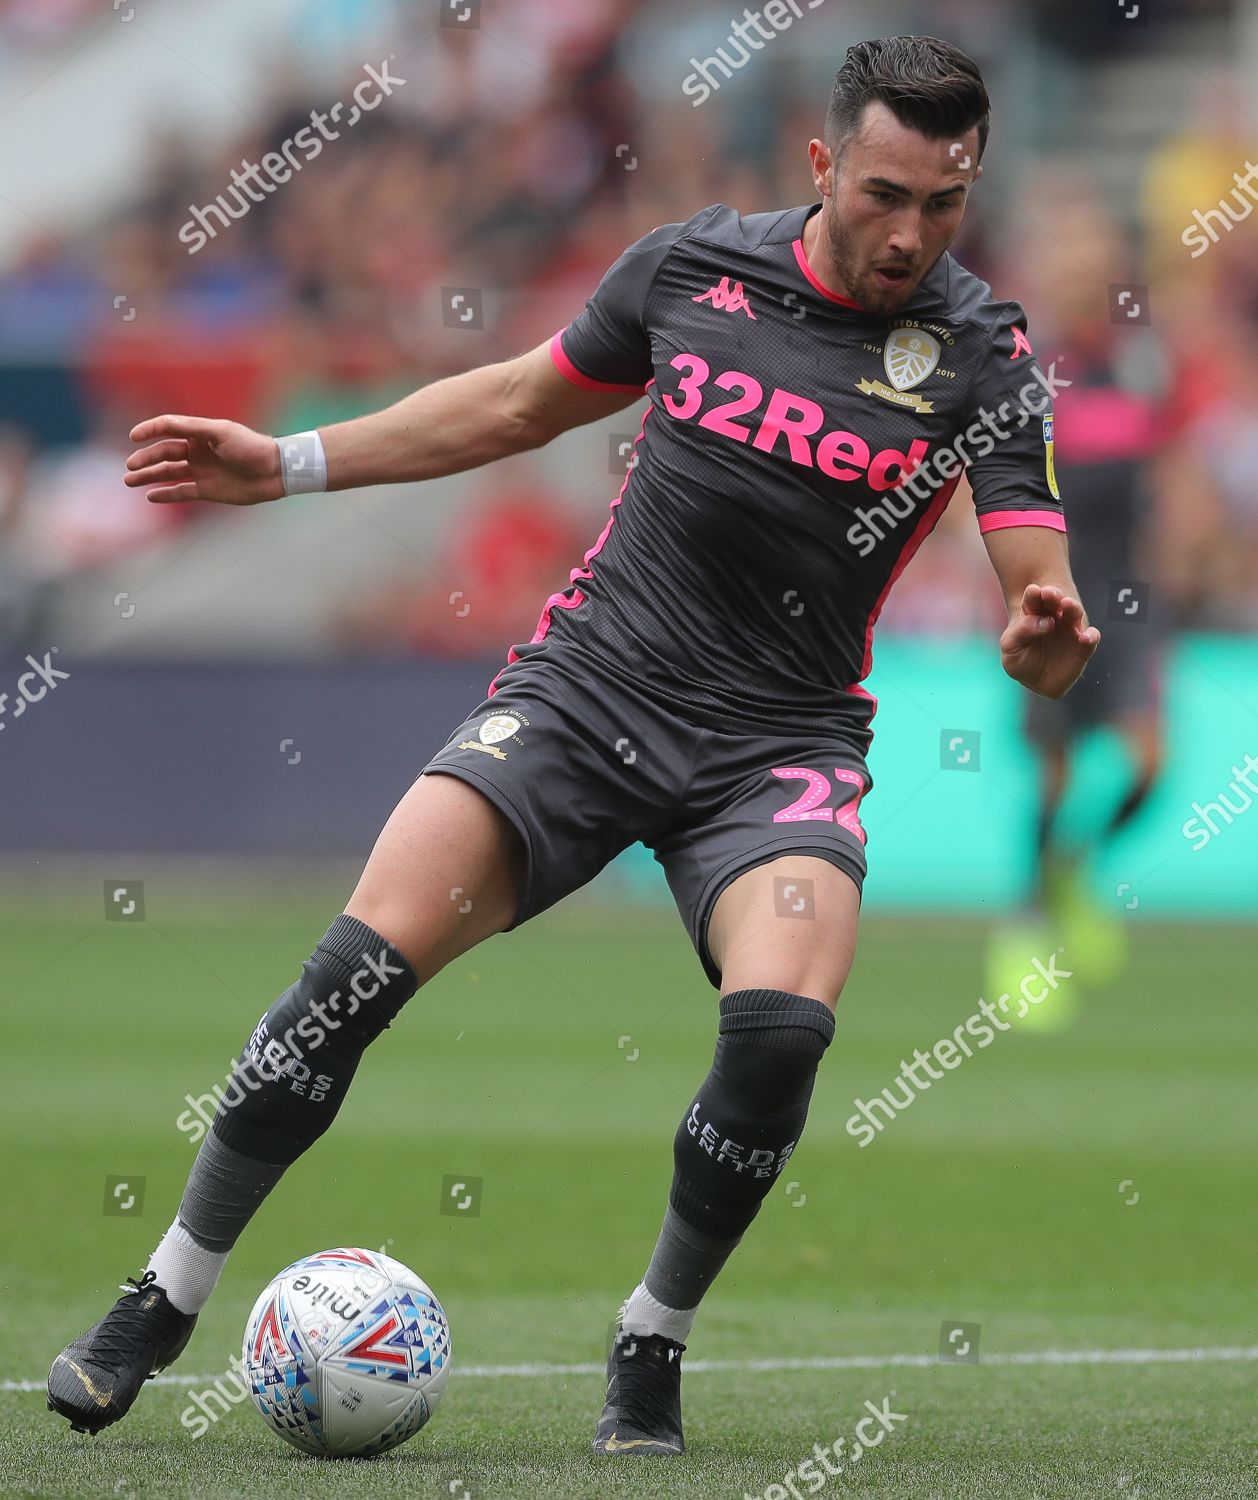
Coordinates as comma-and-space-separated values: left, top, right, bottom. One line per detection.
420, 645, 871, 988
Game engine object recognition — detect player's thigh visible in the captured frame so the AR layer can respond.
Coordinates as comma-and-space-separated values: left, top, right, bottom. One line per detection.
345, 770, 524, 985
652, 730, 870, 1005
708, 854, 861, 1010
362, 649, 686, 981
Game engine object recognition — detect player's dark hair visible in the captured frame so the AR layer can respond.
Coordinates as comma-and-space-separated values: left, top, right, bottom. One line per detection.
825, 35, 990, 165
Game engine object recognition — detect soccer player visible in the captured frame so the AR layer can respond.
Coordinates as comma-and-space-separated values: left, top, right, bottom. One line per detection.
986, 185, 1166, 1003
49, 35, 1098, 1456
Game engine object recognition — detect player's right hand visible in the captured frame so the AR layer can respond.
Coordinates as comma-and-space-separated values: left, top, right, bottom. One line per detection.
124, 416, 286, 505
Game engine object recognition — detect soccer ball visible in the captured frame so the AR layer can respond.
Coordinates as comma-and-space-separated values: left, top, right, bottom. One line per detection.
242, 1247, 452, 1458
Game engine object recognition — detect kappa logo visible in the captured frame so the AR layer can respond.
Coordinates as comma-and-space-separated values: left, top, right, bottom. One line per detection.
457, 711, 528, 761
1009, 325, 1034, 359
692, 276, 757, 320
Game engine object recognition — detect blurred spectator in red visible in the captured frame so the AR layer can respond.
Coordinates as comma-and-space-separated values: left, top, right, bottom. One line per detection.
334, 457, 590, 657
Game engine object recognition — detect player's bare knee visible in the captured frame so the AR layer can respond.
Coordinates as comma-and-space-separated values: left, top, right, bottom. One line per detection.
344, 883, 514, 984
345, 772, 526, 976
721, 966, 847, 1011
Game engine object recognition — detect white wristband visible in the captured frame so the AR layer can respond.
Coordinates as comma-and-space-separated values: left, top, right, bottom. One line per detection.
276, 430, 328, 495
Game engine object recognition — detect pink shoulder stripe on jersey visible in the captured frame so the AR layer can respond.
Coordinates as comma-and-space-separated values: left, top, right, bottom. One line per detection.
548, 328, 647, 394
791, 239, 861, 308
857, 473, 963, 681
977, 509, 1067, 534
487, 391, 655, 697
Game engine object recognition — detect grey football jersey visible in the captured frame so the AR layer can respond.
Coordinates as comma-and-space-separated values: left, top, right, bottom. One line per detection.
498, 200, 1065, 737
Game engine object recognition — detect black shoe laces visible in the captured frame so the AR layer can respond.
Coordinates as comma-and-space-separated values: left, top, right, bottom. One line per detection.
91, 1272, 172, 1368
610, 1333, 682, 1433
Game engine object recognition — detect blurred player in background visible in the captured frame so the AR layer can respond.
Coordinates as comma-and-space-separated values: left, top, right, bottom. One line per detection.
988, 175, 1169, 1010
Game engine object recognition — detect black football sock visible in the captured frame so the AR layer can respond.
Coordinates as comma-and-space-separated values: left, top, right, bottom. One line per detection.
210, 913, 417, 1167
145, 1136, 284, 1314
175, 1132, 286, 1253
623, 989, 834, 1339
146, 914, 417, 1313
623, 1205, 740, 1339
1034, 797, 1062, 911
1105, 767, 1156, 838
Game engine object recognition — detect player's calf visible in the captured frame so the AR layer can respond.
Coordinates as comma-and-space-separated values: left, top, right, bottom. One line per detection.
597, 989, 835, 1454
150, 912, 419, 1300
48, 915, 417, 1434
209, 912, 418, 1166
663, 987, 835, 1246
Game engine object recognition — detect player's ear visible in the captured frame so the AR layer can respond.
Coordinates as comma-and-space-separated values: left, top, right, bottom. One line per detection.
975, 162, 984, 183
807, 137, 833, 195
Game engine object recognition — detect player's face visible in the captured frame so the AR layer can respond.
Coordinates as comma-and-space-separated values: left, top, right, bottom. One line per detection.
811, 102, 981, 317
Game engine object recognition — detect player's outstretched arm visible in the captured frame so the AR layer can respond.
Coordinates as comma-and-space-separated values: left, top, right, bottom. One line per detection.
984, 525, 1101, 699
124, 338, 639, 505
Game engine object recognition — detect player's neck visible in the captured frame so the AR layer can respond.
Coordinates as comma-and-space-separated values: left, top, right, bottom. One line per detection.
802, 204, 855, 303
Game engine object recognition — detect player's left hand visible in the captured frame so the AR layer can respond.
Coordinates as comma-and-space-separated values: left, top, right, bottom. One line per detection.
999, 584, 1100, 699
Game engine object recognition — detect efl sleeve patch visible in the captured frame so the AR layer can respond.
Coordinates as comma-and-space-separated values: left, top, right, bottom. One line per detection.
963, 301, 1066, 528
1042, 414, 1060, 500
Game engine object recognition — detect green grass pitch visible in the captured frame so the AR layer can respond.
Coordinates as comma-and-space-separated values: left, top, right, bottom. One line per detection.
1, 884, 1255, 1498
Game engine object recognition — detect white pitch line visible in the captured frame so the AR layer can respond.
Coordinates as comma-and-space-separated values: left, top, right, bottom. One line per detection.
8, 1345, 1258, 1394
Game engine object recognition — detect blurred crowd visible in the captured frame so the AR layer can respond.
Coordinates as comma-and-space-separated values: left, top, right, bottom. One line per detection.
1, 0, 1256, 653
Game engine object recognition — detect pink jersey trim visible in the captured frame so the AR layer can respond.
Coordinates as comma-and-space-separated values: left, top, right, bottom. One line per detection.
858, 473, 963, 681
843, 681, 879, 718
548, 328, 647, 394
977, 509, 1067, 534
791, 238, 861, 308
840, 679, 879, 750
487, 392, 655, 696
